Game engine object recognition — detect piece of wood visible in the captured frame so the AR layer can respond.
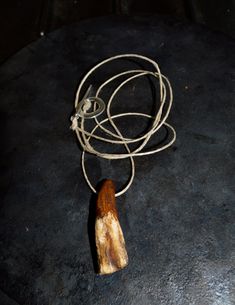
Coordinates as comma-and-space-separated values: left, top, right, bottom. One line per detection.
95, 179, 128, 275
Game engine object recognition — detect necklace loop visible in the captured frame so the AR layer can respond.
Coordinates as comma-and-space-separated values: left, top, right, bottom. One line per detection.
76, 96, 105, 119
72, 54, 176, 196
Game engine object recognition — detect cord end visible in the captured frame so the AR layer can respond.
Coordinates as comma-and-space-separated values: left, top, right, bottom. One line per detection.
70, 115, 78, 131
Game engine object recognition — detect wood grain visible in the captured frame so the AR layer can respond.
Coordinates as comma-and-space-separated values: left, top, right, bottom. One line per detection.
95, 180, 128, 275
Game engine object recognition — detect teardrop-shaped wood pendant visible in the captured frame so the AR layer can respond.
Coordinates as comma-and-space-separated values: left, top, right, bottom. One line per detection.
95, 179, 128, 275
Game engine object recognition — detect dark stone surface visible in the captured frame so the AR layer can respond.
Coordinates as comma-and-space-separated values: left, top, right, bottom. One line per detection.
0, 15, 235, 305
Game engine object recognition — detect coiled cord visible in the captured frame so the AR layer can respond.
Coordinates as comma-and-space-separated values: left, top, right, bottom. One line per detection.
71, 54, 176, 197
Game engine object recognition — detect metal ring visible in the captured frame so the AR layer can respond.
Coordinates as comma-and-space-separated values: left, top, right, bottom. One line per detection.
76, 97, 105, 119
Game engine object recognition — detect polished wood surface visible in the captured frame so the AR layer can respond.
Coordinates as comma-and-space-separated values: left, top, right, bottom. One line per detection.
95, 180, 128, 275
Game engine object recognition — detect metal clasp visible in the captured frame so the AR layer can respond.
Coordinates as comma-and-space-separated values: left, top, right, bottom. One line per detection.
75, 85, 105, 119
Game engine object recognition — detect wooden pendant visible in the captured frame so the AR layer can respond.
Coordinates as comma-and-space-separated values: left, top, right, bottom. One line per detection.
95, 179, 128, 275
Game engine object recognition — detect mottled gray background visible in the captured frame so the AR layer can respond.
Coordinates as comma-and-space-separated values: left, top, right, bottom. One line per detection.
0, 15, 235, 305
